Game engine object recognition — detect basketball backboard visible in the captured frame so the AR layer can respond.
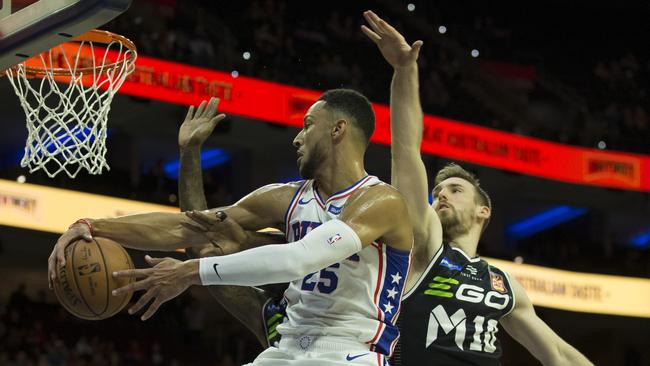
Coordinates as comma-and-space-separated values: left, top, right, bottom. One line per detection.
0, 0, 131, 71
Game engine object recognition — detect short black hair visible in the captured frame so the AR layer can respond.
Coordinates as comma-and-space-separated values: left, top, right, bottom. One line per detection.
317, 89, 375, 145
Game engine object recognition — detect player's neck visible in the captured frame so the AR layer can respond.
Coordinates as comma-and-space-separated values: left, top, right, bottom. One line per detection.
314, 152, 366, 200
448, 231, 480, 258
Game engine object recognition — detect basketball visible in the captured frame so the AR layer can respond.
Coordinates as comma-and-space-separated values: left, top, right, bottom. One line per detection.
53, 237, 134, 320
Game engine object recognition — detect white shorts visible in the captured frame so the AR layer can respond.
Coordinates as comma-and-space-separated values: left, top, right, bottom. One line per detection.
243, 335, 389, 366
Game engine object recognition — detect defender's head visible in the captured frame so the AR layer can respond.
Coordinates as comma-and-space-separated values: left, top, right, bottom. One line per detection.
432, 163, 492, 242
293, 89, 375, 179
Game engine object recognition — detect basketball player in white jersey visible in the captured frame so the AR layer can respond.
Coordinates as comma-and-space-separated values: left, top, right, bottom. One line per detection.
48, 90, 414, 365
171, 10, 594, 366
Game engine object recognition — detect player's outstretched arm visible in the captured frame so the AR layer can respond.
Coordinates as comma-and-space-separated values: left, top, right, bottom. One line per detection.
112, 184, 413, 320
47, 182, 296, 287
500, 278, 594, 366
177, 105, 277, 348
49, 99, 297, 288
178, 97, 224, 211
362, 11, 442, 263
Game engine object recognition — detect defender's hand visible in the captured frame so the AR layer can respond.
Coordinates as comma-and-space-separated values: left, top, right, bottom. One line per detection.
48, 221, 93, 289
361, 10, 423, 69
113, 255, 200, 321
181, 211, 248, 254
178, 97, 226, 148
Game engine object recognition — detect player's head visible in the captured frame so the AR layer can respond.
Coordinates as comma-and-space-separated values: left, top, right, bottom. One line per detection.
293, 89, 375, 179
432, 163, 492, 241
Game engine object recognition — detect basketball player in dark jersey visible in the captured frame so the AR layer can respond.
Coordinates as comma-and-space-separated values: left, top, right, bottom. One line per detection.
173, 10, 593, 365
361, 11, 593, 365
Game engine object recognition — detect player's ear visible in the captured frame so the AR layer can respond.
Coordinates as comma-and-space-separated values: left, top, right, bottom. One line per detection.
477, 204, 490, 221
331, 119, 348, 141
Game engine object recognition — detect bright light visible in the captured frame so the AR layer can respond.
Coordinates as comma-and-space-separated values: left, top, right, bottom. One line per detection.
407, 3, 415, 11
231, 70, 239, 78
631, 230, 650, 248
438, 25, 447, 34
597, 141, 606, 149
16, 175, 26, 184
164, 148, 231, 179
507, 205, 588, 239
243, 51, 251, 60
471, 49, 480, 58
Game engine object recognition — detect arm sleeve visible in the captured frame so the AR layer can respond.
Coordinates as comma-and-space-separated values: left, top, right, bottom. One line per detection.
198, 219, 362, 286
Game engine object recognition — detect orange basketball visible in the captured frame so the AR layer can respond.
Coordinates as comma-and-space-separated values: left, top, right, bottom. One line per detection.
53, 237, 134, 320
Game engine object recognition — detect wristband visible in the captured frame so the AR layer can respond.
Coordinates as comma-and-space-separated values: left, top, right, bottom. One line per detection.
70, 218, 93, 234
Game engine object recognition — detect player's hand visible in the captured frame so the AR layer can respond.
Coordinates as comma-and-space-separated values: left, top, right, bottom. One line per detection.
361, 10, 423, 69
181, 211, 248, 254
178, 97, 226, 149
113, 255, 200, 321
47, 221, 93, 289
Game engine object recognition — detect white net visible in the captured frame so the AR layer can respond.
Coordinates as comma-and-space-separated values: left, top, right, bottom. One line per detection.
5, 36, 136, 178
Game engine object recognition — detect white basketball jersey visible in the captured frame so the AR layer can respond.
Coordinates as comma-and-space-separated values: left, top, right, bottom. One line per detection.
276, 175, 412, 357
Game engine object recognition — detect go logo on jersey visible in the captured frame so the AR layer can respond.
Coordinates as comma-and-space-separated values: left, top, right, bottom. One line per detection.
423, 277, 511, 353
425, 277, 510, 310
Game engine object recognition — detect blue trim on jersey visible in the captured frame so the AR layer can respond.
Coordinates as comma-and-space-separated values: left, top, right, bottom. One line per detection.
326, 175, 372, 202
313, 183, 326, 207
283, 180, 307, 236
373, 245, 411, 355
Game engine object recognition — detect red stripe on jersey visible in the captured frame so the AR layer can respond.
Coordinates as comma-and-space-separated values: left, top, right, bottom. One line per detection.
389, 308, 403, 356
376, 352, 382, 366
327, 175, 374, 202
387, 248, 412, 357
313, 184, 326, 209
372, 243, 385, 321
368, 322, 385, 346
284, 182, 310, 238
368, 242, 385, 344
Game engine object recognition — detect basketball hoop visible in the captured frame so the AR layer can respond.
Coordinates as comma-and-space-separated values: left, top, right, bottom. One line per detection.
3, 29, 137, 178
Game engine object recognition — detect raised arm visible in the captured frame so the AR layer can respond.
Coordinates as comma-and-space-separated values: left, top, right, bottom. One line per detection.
178, 98, 224, 211
112, 184, 414, 320
177, 98, 279, 347
500, 277, 594, 366
362, 11, 442, 264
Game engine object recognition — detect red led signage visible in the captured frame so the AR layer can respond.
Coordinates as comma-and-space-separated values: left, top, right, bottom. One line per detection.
43, 46, 650, 191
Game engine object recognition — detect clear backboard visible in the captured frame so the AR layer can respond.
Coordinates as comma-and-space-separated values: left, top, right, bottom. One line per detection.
0, 0, 131, 71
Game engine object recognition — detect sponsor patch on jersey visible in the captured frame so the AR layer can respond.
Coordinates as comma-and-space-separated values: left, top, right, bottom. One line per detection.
464, 265, 478, 275
327, 204, 342, 215
490, 272, 507, 294
440, 257, 463, 271
327, 234, 343, 245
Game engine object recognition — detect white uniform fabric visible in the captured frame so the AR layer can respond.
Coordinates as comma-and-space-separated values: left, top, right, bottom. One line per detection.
243, 335, 389, 366
267, 175, 412, 361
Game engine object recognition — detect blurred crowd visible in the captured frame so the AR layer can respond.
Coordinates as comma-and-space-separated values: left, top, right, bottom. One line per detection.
0, 284, 257, 366
105, 0, 649, 153
512, 229, 650, 278
0, 2, 648, 365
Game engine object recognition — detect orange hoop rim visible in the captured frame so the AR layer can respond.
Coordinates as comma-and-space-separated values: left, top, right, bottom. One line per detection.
4, 29, 137, 77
